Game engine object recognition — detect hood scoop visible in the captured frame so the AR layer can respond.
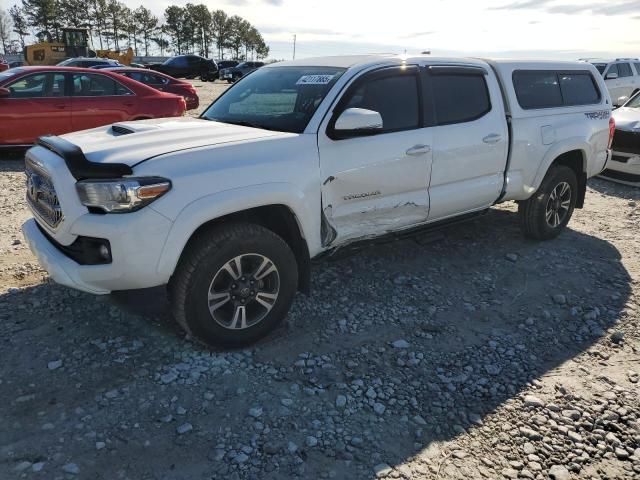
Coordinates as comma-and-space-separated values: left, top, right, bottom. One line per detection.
110, 122, 163, 136
111, 125, 135, 136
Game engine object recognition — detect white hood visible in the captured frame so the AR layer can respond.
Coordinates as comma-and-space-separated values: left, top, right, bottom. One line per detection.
61, 117, 289, 167
612, 107, 640, 132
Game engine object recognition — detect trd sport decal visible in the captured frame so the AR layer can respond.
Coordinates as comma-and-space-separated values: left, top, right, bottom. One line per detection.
343, 191, 381, 201
584, 111, 610, 120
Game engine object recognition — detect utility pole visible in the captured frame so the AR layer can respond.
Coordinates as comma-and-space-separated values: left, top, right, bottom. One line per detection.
293, 34, 296, 60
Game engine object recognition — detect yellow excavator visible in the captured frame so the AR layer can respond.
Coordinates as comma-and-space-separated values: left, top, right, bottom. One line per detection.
24, 28, 134, 66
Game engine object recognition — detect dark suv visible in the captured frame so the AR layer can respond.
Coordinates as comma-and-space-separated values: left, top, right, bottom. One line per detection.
219, 61, 265, 83
148, 55, 218, 81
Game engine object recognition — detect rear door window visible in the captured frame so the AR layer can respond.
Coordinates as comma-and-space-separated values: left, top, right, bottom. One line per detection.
618, 63, 633, 77
72, 73, 133, 96
634, 63, 640, 75
429, 72, 491, 125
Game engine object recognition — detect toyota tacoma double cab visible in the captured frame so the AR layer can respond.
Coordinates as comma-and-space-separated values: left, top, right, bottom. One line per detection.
22, 55, 614, 346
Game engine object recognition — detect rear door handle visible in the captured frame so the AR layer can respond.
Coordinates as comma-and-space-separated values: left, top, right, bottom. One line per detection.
406, 144, 431, 156
54, 104, 67, 110
483, 133, 502, 144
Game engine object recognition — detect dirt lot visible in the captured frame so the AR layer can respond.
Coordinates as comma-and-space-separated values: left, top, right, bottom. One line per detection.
0, 81, 639, 479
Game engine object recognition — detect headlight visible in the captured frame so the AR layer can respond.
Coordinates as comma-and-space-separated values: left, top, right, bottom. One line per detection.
76, 177, 171, 213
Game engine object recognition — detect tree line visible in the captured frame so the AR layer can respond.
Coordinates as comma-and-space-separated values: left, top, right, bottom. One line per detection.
1, 1, 269, 60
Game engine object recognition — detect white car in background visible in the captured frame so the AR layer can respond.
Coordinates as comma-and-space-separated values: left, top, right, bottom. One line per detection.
583, 58, 640, 106
601, 91, 640, 186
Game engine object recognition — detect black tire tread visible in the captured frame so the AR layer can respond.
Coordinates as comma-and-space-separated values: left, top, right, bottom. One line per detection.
519, 165, 576, 240
168, 222, 296, 345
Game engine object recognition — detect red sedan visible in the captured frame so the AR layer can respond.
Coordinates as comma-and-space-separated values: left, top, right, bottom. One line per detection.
106, 67, 200, 110
0, 66, 186, 147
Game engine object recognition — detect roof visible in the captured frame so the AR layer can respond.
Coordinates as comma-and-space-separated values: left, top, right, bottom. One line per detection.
267, 54, 401, 69
6, 66, 124, 73
268, 55, 595, 71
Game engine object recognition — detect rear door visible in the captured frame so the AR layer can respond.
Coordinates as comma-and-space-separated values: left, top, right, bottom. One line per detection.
318, 65, 433, 245
70, 72, 136, 130
425, 65, 508, 221
0, 72, 70, 145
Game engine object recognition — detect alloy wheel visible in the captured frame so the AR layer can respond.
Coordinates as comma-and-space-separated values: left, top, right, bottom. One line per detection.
545, 181, 572, 228
207, 254, 280, 330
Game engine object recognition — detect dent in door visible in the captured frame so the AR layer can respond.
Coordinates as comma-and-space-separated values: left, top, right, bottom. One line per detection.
322, 187, 429, 247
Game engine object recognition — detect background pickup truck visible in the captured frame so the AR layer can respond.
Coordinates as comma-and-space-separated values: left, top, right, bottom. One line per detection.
22, 55, 614, 347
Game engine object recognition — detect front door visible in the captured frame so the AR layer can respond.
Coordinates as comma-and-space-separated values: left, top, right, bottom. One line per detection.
318, 66, 433, 246
0, 72, 70, 145
424, 65, 509, 221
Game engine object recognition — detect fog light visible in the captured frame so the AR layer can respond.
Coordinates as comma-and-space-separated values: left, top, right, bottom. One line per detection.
99, 244, 110, 260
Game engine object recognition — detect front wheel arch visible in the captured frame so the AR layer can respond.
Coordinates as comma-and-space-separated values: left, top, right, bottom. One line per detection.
173, 205, 311, 295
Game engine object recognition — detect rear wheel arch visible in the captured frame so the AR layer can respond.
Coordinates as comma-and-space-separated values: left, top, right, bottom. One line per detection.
173, 205, 311, 294
548, 150, 587, 208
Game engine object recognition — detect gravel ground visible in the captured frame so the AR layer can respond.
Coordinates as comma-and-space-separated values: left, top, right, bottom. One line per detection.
0, 81, 639, 479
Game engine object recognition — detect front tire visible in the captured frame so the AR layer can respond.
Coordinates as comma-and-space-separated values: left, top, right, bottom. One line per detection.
168, 223, 298, 347
518, 165, 578, 240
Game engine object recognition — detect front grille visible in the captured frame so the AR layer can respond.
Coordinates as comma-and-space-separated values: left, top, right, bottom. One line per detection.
25, 156, 64, 228
612, 129, 640, 155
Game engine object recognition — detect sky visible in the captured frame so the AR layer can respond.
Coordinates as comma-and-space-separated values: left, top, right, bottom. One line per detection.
4, 0, 640, 60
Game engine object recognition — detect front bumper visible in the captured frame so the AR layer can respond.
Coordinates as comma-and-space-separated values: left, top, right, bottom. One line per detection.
23, 219, 110, 294
599, 150, 640, 186
23, 204, 174, 294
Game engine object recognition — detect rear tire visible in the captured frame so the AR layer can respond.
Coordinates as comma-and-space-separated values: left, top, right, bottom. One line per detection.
168, 223, 298, 347
518, 165, 578, 240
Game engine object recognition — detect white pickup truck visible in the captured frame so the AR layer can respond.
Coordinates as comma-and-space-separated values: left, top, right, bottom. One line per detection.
22, 55, 614, 346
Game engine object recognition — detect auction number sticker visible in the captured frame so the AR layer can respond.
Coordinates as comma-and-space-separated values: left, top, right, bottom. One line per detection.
296, 74, 336, 85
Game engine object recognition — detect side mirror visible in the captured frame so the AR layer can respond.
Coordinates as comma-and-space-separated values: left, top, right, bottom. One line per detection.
334, 108, 383, 135
0, 87, 9, 98
606, 72, 619, 80
614, 96, 629, 108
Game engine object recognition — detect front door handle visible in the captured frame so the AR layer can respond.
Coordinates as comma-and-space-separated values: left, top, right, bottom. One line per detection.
483, 133, 502, 144
406, 144, 431, 156
54, 104, 67, 110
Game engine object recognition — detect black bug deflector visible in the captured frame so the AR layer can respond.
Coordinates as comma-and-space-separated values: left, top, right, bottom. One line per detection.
36, 135, 133, 180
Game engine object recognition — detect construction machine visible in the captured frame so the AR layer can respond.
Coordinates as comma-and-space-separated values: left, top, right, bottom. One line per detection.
24, 28, 134, 66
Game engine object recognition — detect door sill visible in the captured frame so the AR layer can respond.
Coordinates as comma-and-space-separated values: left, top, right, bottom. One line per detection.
314, 209, 489, 262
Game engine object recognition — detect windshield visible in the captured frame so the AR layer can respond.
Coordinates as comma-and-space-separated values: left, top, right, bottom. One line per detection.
592, 63, 607, 75
202, 66, 346, 134
625, 91, 640, 108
